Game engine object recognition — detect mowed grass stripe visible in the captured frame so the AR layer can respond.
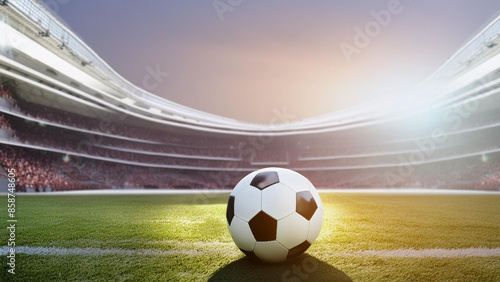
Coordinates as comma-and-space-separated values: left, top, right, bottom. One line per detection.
0, 246, 202, 256
316, 247, 500, 258
0, 192, 499, 281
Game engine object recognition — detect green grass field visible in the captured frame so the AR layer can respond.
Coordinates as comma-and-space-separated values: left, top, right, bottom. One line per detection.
1, 192, 500, 281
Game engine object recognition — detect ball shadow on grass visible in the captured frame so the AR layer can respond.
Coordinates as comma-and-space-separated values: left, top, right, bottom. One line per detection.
208, 254, 352, 282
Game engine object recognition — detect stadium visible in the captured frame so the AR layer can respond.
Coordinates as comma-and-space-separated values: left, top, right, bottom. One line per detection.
0, 0, 499, 281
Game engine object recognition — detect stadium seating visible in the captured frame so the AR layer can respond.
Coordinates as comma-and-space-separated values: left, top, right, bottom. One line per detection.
0, 83, 499, 191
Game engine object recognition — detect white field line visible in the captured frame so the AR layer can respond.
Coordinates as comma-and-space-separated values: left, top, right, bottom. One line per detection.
2, 246, 500, 258
322, 247, 500, 258
0, 246, 201, 256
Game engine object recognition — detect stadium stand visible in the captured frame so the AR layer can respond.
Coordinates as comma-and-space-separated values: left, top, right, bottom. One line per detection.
1, 80, 499, 191
0, 0, 499, 191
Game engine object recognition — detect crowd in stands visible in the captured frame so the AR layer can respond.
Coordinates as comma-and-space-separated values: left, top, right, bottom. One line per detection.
0, 82, 499, 191
249, 145, 290, 164
303, 154, 500, 191
0, 145, 110, 191
297, 107, 500, 158
479, 172, 500, 190
2, 112, 243, 168
298, 136, 464, 160
0, 145, 245, 191
441, 156, 500, 191
0, 83, 242, 149
2, 110, 289, 169
298, 135, 500, 169
97, 137, 241, 159
1, 140, 498, 192
0, 114, 13, 135
0, 84, 16, 106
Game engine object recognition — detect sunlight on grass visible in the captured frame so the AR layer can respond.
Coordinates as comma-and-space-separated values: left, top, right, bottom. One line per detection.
0, 192, 499, 281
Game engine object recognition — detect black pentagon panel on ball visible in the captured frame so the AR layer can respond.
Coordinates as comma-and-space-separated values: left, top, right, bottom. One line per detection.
249, 211, 278, 241
250, 171, 280, 190
287, 240, 311, 260
226, 196, 235, 225
296, 191, 318, 220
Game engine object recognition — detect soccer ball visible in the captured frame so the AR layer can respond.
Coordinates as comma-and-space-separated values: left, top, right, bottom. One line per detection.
226, 167, 323, 263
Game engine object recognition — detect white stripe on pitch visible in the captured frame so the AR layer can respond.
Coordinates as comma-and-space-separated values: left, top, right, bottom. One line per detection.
2, 246, 500, 258
322, 247, 500, 258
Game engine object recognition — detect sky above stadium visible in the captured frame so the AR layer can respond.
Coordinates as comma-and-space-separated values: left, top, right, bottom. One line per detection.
41, 0, 500, 123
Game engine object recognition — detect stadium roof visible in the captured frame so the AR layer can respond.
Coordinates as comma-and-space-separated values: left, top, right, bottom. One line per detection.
1, 0, 500, 135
